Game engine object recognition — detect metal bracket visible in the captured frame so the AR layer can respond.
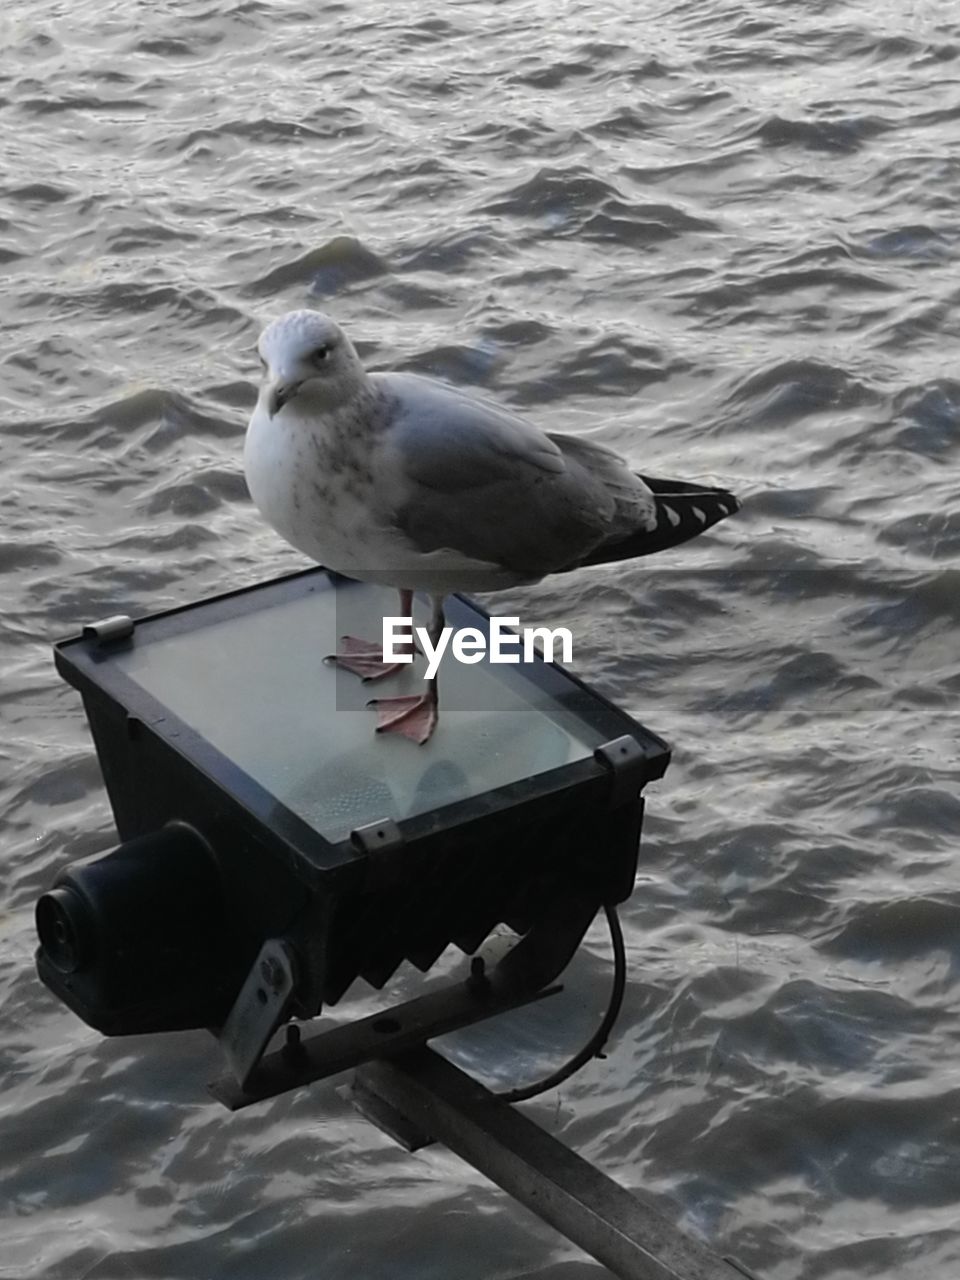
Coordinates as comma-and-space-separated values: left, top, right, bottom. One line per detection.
594, 734, 650, 809
209, 889, 601, 1110
82, 615, 134, 646
209, 961, 562, 1110
216, 939, 296, 1092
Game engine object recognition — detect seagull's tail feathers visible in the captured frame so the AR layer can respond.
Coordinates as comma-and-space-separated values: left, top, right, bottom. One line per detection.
574, 475, 741, 569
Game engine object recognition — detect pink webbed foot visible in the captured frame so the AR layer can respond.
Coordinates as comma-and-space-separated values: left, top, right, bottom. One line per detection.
367, 692, 439, 745
325, 635, 417, 682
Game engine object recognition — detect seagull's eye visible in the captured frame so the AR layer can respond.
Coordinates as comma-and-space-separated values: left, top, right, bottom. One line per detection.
312, 345, 330, 364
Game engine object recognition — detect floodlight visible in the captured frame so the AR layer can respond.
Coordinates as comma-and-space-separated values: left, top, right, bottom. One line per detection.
36, 568, 668, 1080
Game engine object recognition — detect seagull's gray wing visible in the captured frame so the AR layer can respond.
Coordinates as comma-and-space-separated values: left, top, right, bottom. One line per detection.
372, 372, 654, 576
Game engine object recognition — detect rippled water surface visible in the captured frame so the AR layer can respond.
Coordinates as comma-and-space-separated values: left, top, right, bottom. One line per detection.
3, 0, 960, 1277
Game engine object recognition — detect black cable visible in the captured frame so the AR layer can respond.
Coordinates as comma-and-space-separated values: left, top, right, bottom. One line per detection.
494, 902, 627, 1104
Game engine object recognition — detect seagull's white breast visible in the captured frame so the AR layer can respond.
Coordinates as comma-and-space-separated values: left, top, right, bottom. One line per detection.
244, 399, 374, 570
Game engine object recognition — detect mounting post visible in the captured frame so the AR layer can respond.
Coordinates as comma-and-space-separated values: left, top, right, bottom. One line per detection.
357, 1047, 759, 1280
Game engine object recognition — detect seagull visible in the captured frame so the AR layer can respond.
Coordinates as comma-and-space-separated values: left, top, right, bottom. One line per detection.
244, 310, 740, 743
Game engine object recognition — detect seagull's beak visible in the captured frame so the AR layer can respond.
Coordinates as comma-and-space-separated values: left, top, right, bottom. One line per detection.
266, 379, 300, 419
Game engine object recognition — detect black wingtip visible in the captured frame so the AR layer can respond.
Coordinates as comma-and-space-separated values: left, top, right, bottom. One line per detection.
575, 475, 741, 569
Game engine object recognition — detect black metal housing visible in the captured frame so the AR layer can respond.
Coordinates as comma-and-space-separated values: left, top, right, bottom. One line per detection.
38, 568, 670, 1036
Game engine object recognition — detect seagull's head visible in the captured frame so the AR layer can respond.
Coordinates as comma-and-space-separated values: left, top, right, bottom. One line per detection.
257, 310, 365, 419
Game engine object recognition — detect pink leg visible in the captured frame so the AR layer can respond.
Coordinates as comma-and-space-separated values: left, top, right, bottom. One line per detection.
325, 588, 418, 682
367, 594, 444, 744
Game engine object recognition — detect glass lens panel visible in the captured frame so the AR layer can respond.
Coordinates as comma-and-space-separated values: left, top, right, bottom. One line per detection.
112, 581, 606, 843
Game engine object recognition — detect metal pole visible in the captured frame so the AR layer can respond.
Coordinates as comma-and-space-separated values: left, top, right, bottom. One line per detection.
357, 1048, 758, 1280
